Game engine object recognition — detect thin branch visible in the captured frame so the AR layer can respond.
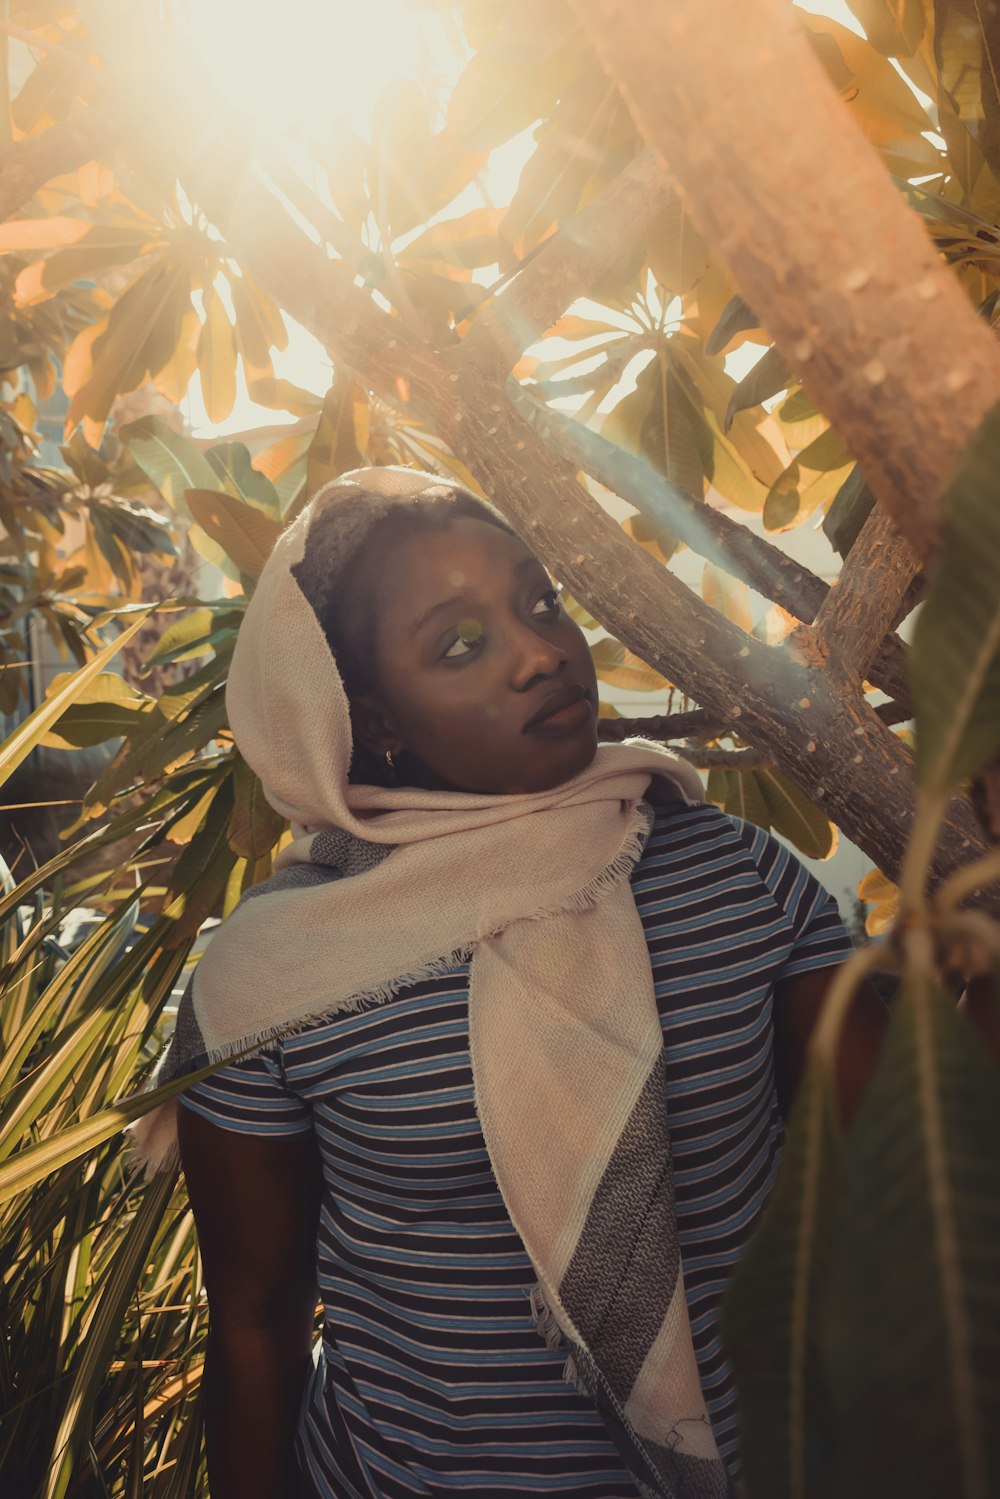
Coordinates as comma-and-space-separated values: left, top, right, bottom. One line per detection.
812, 505, 921, 679
0, 17, 93, 68
674, 746, 766, 770
462, 149, 672, 374
0, 114, 110, 224
515, 388, 911, 709
597, 709, 724, 742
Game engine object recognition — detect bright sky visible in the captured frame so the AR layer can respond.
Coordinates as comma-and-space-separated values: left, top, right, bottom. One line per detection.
174, 0, 865, 436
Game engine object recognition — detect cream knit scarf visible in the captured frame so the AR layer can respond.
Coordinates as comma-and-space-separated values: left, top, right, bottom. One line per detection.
135, 468, 734, 1499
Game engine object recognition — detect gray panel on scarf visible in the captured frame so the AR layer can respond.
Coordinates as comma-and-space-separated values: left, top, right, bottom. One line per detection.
558, 1049, 681, 1399
643, 1439, 736, 1499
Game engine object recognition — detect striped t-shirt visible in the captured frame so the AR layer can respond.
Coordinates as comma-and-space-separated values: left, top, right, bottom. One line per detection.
181, 804, 853, 1498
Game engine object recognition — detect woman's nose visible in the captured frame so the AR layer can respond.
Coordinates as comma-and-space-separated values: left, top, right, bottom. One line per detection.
508, 621, 567, 690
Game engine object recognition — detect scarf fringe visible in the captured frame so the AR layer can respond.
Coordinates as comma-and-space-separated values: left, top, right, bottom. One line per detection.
481, 800, 654, 941
197, 944, 477, 1067
527, 1283, 585, 1391
130, 808, 654, 1180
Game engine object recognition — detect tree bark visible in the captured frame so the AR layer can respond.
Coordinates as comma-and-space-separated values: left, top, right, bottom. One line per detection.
517, 392, 912, 710
812, 507, 920, 680
463, 149, 671, 374
0, 116, 107, 224
569, 0, 1000, 567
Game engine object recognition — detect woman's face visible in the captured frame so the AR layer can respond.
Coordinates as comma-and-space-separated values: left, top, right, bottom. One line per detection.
353, 516, 600, 795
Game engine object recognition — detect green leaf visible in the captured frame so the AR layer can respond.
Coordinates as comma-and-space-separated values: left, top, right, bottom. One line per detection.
400, 207, 504, 270
446, 41, 576, 154
724, 345, 790, 432
763, 429, 852, 533
705, 294, 760, 356
590, 637, 670, 692
43, 1170, 178, 1499
143, 607, 231, 671
934, 0, 1000, 182
185, 489, 282, 579
911, 400, 1000, 792
197, 283, 237, 425
247, 376, 323, 417
162, 773, 237, 945
723, 1064, 843, 1499
647, 189, 711, 299
206, 441, 281, 519
119, 415, 218, 509
848, 0, 925, 56
228, 754, 285, 861
41, 672, 153, 750
822, 464, 877, 559
306, 373, 368, 497
708, 764, 836, 858
605, 355, 705, 501
0, 612, 151, 791
824, 978, 1000, 1499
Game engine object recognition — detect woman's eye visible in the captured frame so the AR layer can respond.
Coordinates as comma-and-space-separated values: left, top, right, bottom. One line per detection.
531, 587, 560, 616
443, 617, 485, 659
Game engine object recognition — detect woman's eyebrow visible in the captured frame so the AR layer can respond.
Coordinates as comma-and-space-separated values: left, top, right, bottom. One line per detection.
409, 556, 543, 635
410, 590, 474, 634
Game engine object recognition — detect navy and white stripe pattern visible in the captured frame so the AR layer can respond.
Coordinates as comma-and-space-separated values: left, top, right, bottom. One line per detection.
181, 805, 853, 1497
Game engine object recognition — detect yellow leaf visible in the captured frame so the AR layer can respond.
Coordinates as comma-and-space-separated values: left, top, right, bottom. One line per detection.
198, 286, 237, 425
702, 563, 753, 632
0, 216, 90, 252
591, 637, 671, 692
858, 866, 900, 936
253, 425, 315, 483
0, 612, 152, 790
155, 307, 201, 406
62, 318, 105, 399
185, 489, 282, 579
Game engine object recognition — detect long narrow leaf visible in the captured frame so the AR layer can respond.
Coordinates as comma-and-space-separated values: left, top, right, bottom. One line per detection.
0, 612, 151, 791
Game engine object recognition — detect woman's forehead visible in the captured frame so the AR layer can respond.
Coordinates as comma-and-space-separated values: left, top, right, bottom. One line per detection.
380, 516, 541, 607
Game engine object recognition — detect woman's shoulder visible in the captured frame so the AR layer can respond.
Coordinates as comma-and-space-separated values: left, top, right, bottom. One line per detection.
633, 798, 741, 874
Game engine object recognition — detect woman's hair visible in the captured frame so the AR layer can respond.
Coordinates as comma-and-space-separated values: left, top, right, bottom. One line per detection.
293, 485, 515, 785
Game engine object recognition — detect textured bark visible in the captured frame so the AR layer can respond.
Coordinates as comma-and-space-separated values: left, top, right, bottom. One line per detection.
812, 507, 920, 679
0, 117, 106, 224
519, 394, 911, 710
570, 0, 1000, 567
463, 149, 671, 373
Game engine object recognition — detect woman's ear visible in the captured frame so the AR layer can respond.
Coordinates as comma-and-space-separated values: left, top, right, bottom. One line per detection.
349, 694, 402, 760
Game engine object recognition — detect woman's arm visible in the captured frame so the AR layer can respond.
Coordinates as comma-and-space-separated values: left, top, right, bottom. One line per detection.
772, 966, 889, 1127
178, 1105, 320, 1499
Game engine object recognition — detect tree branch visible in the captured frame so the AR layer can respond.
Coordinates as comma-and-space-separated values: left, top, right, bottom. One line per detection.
462, 149, 671, 374
515, 390, 911, 710
597, 709, 725, 742
812, 506, 921, 679
0, 115, 109, 224
570, 0, 1000, 566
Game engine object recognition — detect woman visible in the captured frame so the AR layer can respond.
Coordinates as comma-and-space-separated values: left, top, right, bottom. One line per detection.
160, 467, 886, 1499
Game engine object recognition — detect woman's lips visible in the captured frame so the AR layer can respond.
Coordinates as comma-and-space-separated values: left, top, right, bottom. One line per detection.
523, 687, 595, 735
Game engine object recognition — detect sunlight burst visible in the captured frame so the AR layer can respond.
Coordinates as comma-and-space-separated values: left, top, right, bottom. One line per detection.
170, 0, 463, 145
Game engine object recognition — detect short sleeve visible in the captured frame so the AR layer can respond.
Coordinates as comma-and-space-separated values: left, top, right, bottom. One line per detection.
729, 816, 855, 981
179, 1046, 313, 1138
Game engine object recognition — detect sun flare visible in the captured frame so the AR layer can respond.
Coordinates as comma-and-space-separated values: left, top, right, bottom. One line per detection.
170, 0, 463, 147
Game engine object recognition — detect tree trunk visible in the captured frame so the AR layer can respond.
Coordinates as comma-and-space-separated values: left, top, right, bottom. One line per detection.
569, 0, 1000, 569
0, 116, 107, 223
